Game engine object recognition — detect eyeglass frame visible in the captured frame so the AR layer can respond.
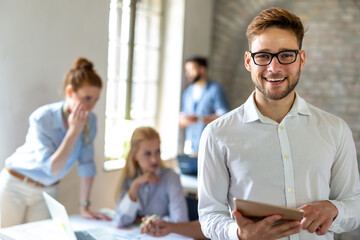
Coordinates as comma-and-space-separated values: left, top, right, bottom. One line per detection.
248, 49, 302, 66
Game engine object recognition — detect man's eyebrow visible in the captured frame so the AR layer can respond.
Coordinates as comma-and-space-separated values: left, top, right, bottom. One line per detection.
253, 48, 296, 52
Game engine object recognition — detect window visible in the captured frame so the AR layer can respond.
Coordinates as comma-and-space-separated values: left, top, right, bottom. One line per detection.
105, 0, 163, 170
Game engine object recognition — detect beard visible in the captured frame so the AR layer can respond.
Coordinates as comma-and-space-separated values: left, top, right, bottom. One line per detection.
191, 74, 201, 84
254, 65, 301, 101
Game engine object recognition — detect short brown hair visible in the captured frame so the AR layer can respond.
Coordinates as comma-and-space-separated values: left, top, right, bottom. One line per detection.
185, 55, 208, 68
62, 57, 103, 92
246, 7, 304, 50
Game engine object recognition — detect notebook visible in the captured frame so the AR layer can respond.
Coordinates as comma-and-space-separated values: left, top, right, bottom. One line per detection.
42, 192, 101, 240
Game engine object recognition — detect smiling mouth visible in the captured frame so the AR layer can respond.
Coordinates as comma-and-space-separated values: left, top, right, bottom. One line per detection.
265, 77, 286, 82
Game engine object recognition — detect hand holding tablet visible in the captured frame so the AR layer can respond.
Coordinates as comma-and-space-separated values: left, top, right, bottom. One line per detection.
233, 198, 304, 221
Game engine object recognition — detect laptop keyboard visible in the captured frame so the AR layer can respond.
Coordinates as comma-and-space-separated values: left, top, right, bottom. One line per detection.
75, 231, 96, 240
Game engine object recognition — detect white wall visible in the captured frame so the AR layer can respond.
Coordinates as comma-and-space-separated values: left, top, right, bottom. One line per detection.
0, 0, 115, 213
0, 0, 213, 215
153, 0, 215, 159
183, 0, 214, 60
0, 0, 109, 163
157, 0, 185, 159
175, 0, 215, 153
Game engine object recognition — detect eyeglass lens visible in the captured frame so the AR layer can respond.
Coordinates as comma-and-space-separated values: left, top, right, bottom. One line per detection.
253, 51, 297, 65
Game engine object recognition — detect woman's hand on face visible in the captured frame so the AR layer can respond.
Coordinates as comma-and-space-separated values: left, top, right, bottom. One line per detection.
68, 101, 89, 134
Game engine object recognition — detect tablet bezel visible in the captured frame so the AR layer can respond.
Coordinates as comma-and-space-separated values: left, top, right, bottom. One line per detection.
233, 198, 304, 221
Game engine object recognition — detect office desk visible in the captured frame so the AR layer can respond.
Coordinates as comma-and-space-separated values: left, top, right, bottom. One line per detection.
180, 174, 198, 221
0, 215, 193, 240
180, 174, 198, 196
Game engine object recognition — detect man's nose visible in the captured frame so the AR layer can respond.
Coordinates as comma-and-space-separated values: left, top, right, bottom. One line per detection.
267, 56, 282, 72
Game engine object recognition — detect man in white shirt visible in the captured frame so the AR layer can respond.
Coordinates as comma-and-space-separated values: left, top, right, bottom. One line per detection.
197, 7, 360, 240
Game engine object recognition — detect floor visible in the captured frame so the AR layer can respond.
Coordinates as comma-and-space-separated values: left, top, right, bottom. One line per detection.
335, 227, 360, 240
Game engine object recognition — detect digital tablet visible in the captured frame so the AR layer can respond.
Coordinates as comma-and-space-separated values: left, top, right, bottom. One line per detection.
233, 198, 304, 221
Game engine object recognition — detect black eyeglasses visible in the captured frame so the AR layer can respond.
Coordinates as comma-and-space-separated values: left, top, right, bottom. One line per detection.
249, 50, 301, 66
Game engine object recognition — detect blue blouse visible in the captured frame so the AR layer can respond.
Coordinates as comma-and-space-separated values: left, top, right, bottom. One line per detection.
5, 101, 97, 186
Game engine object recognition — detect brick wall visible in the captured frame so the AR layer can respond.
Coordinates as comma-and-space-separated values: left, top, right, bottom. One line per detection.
209, 0, 360, 162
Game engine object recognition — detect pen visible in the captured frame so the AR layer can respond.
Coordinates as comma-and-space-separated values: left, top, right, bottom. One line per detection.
139, 214, 157, 227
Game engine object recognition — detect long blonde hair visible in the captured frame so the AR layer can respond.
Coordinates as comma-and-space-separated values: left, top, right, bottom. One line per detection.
115, 126, 163, 200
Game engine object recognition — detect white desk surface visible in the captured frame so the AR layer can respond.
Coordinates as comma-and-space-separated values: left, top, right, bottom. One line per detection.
180, 174, 198, 195
0, 215, 193, 240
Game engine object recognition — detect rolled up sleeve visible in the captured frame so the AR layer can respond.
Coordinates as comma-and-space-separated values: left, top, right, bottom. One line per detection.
113, 192, 141, 227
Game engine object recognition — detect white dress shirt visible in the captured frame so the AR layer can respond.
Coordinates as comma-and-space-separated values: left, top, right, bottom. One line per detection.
198, 92, 360, 240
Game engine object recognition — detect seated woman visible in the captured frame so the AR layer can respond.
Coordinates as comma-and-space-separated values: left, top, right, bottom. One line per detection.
113, 126, 189, 227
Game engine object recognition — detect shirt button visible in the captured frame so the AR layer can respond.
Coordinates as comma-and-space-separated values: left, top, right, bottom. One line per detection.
284, 154, 289, 159
287, 187, 292, 192
279, 126, 284, 130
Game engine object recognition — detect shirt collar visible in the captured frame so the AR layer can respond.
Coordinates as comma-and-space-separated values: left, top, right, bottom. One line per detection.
190, 79, 210, 89
53, 101, 67, 131
288, 92, 311, 117
243, 91, 311, 123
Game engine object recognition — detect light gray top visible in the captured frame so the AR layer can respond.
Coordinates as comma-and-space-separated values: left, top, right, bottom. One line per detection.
113, 168, 189, 227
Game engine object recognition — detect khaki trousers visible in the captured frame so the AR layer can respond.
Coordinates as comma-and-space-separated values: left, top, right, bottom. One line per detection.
0, 169, 59, 228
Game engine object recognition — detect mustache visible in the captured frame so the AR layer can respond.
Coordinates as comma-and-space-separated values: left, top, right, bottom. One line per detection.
263, 74, 285, 78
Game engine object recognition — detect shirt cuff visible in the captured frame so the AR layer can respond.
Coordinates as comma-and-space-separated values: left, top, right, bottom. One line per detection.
327, 200, 344, 233
119, 192, 141, 217
228, 221, 239, 240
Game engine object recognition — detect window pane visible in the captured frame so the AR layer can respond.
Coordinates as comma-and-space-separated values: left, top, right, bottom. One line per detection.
105, 0, 163, 166
106, 79, 127, 119
131, 82, 158, 119
108, 42, 122, 79
137, 0, 162, 14
135, 9, 161, 47
132, 47, 159, 83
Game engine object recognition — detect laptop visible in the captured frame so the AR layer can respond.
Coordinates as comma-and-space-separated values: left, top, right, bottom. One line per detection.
42, 192, 101, 240
177, 155, 198, 176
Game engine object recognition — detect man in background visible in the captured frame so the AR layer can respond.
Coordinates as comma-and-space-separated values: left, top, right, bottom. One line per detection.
179, 56, 228, 155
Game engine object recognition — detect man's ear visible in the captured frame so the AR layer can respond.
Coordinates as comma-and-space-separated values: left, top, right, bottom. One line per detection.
65, 85, 73, 97
300, 50, 306, 70
244, 51, 252, 72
